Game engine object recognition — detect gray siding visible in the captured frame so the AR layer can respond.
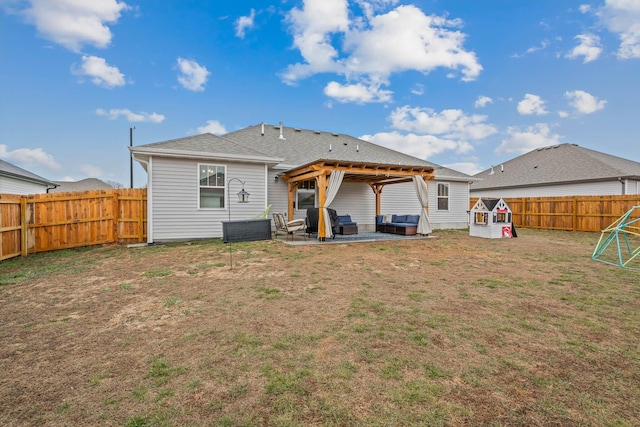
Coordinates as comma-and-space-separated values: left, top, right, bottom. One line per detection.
0, 177, 49, 195
470, 180, 626, 198
380, 180, 470, 230
150, 157, 268, 241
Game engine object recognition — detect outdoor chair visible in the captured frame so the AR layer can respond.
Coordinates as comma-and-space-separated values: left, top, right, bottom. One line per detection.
305, 208, 339, 238
272, 212, 306, 241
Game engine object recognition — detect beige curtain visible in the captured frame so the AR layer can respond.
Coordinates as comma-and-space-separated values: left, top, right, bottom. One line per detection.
412, 175, 433, 235
321, 170, 345, 238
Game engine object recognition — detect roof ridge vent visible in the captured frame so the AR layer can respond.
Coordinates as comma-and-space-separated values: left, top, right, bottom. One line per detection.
332, 133, 339, 137
294, 128, 301, 132
314, 130, 320, 134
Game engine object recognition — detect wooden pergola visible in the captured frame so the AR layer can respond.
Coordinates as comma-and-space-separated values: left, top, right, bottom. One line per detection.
280, 159, 435, 239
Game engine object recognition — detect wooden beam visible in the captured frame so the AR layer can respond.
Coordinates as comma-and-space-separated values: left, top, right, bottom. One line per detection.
317, 173, 327, 240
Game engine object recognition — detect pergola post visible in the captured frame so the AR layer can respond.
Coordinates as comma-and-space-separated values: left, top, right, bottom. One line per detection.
287, 182, 296, 220
316, 173, 327, 240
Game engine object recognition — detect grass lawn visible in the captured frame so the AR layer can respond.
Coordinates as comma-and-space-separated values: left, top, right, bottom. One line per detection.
0, 228, 638, 426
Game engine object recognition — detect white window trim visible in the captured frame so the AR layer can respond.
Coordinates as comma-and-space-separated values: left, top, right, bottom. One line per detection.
197, 163, 226, 210
437, 182, 450, 211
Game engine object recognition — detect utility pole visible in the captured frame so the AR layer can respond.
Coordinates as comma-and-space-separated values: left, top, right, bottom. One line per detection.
129, 127, 135, 188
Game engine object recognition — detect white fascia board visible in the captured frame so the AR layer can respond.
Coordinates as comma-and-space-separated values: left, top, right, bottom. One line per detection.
130, 147, 284, 166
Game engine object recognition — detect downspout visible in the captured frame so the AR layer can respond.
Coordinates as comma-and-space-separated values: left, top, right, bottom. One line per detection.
132, 154, 152, 244
618, 177, 625, 195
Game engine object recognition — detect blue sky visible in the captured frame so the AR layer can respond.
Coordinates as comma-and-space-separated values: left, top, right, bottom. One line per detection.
1, 0, 639, 187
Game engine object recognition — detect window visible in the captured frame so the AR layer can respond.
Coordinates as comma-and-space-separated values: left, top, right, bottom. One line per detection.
199, 164, 225, 209
437, 183, 449, 211
297, 180, 316, 210
475, 212, 488, 225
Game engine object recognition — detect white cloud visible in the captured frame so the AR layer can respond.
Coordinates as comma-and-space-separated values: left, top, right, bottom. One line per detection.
17, 0, 129, 52
389, 105, 497, 141
0, 144, 61, 170
474, 95, 493, 108
526, 40, 550, 54
72, 55, 125, 88
410, 83, 424, 95
496, 124, 562, 155
579, 4, 591, 13
235, 8, 256, 38
282, 2, 481, 103
517, 94, 548, 115
565, 90, 607, 114
323, 80, 392, 103
598, 0, 640, 59
444, 161, 483, 176
176, 57, 210, 92
359, 131, 461, 160
558, 110, 570, 118
197, 120, 227, 135
96, 108, 165, 123
566, 34, 602, 63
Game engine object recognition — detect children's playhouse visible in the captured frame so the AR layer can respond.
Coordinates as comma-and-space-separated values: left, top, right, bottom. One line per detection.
469, 198, 515, 238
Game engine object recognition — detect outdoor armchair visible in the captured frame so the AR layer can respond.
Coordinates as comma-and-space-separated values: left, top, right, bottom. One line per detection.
272, 212, 306, 240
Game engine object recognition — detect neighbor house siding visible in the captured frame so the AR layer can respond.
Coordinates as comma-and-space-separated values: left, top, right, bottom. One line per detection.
0, 177, 49, 195
471, 180, 627, 198
150, 157, 267, 241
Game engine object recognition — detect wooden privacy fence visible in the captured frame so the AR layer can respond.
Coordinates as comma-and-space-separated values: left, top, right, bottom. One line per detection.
470, 195, 640, 232
0, 189, 147, 261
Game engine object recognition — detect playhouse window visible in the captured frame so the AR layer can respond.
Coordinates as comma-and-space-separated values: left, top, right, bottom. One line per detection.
437, 183, 449, 211
495, 212, 511, 223
475, 212, 488, 225
198, 164, 225, 209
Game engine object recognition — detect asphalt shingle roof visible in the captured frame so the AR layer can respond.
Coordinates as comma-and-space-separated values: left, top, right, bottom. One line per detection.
223, 123, 473, 181
472, 143, 640, 190
0, 159, 56, 186
133, 123, 474, 181
50, 178, 113, 193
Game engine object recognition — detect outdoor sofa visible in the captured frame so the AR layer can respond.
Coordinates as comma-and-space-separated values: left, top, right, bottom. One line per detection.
376, 214, 420, 235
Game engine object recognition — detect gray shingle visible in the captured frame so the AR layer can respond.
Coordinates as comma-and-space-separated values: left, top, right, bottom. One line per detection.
472, 143, 640, 190
0, 159, 56, 186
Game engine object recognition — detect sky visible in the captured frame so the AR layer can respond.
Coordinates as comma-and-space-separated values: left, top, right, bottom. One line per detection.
1, 0, 639, 188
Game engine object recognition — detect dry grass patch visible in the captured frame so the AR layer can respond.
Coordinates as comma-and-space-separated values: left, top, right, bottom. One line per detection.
0, 229, 639, 426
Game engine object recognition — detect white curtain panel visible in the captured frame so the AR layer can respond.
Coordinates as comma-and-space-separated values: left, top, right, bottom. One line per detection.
412, 175, 433, 235
321, 170, 345, 238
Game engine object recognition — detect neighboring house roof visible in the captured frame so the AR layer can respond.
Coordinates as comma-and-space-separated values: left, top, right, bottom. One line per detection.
0, 159, 57, 187
131, 132, 283, 166
471, 143, 640, 191
50, 178, 113, 193
223, 123, 475, 182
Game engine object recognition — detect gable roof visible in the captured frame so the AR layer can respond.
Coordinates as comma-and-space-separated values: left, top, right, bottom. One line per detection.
472, 143, 640, 191
0, 159, 57, 187
223, 123, 474, 181
130, 132, 283, 166
50, 178, 113, 193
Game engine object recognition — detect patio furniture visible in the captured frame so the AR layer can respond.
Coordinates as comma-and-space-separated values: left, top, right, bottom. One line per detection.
337, 214, 358, 235
305, 208, 339, 238
272, 212, 306, 240
376, 214, 420, 235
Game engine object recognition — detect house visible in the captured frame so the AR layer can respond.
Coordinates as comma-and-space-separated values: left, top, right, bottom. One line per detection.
471, 143, 640, 198
0, 159, 57, 194
50, 178, 114, 193
469, 198, 513, 239
130, 122, 476, 243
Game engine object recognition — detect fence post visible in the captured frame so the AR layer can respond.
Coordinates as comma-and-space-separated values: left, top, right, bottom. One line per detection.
20, 197, 27, 257
521, 198, 526, 227
572, 198, 577, 231
138, 191, 144, 243
113, 190, 119, 244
